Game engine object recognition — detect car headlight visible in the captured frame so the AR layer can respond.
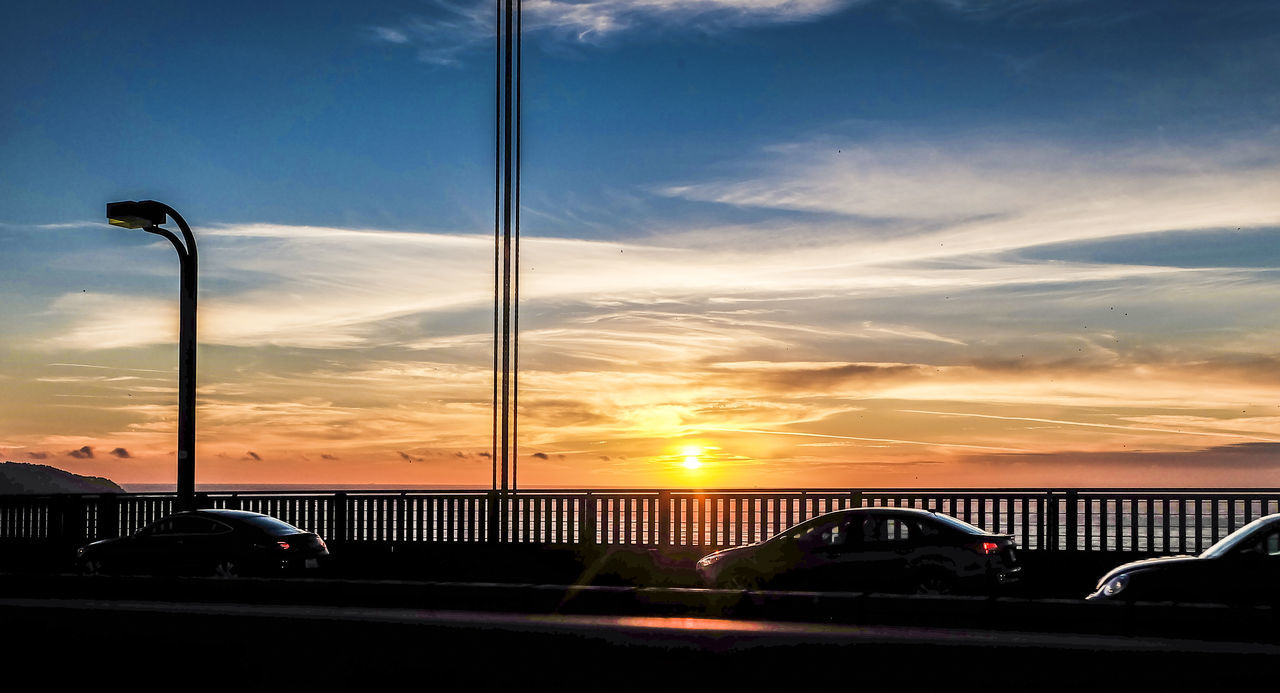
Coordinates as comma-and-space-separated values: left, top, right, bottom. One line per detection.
1101, 574, 1129, 597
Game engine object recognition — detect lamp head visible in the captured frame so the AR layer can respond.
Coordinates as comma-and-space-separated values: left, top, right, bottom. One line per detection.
107, 200, 167, 229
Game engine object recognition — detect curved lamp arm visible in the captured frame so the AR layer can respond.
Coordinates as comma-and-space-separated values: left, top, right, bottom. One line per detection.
143, 225, 191, 261
149, 201, 198, 266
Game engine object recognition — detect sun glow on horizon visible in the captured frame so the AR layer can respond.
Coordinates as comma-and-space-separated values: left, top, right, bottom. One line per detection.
681, 446, 704, 470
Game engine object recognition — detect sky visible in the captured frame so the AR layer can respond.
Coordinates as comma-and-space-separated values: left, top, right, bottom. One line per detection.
2, 0, 1279, 489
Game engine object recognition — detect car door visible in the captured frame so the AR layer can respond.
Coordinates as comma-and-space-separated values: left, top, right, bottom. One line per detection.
132, 517, 191, 574
1261, 530, 1280, 605
784, 514, 855, 589
850, 515, 916, 591
1232, 527, 1280, 604
131, 516, 233, 574
796, 513, 913, 591
177, 516, 239, 573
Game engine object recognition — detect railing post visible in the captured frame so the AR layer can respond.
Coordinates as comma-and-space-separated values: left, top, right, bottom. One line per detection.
397, 492, 408, 543
1065, 490, 1078, 551
850, 490, 863, 509
487, 491, 500, 544
98, 494, 119, 541
332, 492, 348, 547
194, 492, 211, 510
658, 491, 671, 547
71, 494, 88, 546
53, 495, 80, 547
583, 492, 597, 546
1047, 490, 1059, 551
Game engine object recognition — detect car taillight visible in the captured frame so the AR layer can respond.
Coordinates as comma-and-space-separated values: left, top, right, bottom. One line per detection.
276, 541, 291, 550
972, 541, 1000, 555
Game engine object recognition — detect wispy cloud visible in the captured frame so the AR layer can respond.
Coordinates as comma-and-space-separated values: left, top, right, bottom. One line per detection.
899, 409, 1280, 443
38, 223, 1238, 354
48, 363, 172, 374
0, 221, 99, 230
370, 0, 860, 65
661, 136, 1280, 254
699, 426, 1031, 452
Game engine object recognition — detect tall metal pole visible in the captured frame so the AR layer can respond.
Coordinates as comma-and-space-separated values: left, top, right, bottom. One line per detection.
140, 204, 198, 512
493, 0, 521, 540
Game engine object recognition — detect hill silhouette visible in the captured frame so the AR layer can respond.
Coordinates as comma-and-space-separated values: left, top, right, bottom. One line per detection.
0, 462, 125, 494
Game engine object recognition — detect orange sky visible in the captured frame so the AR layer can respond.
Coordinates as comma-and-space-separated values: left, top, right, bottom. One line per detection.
4, 223, 1279, 488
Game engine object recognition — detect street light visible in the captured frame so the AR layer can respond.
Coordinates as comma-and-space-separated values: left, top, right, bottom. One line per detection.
106, 200, 199, 512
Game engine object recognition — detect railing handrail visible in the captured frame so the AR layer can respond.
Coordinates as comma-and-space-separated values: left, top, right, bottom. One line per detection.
9, 486, 1280, 498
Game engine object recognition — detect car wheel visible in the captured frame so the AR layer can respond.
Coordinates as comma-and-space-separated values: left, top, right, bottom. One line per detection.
721, 568, 761, 590
914, 570, 956, 596
213, 559, 241, 578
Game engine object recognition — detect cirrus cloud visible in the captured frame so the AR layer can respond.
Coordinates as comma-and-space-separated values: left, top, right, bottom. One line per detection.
371, 0, 860, 65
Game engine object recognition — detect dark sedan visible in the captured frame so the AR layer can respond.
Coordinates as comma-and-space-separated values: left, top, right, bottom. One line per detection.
76, 509, 329, 577
1087, 512, 1280, 604
695, 507, 1021, 594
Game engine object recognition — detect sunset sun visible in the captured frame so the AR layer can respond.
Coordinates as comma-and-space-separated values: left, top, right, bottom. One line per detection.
681, 447, 703, 470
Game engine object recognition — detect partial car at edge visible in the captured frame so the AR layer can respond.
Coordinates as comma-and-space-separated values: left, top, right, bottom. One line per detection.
1087, 512, 1280, 604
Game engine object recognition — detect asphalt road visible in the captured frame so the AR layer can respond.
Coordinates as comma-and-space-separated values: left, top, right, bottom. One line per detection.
4, 579, 1278, 690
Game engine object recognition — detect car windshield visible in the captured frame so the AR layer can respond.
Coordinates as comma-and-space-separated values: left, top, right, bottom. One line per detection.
239, 515, 305, 536
927, 512, 989, 535
1200, 516, 1277, 559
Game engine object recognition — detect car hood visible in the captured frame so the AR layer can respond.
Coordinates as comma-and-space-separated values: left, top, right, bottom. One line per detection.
1096, 554, 1202, 585
79, 536, 126, 553
697, 543, 760, 565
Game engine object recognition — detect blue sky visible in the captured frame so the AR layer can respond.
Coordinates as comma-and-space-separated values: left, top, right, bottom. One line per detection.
2, 1, 1279, 487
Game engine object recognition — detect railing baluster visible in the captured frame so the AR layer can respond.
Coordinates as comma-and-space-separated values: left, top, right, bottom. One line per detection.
1211, 497, 1220, 545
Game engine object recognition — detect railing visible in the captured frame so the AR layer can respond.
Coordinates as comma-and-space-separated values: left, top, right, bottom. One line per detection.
4, 488, 1280, 553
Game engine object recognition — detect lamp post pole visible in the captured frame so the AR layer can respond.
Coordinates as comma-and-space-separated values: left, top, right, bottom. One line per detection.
107, 200, 198, 512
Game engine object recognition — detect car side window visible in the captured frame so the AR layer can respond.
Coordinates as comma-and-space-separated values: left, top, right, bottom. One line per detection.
883, 518, 911, 543
147, 516, 232, 536
858, 516, 879, 544
187, 518, 232, 535
148, 519, 181, 535
915, 520, 942, 541
1265, 532, 1280, 557
791, 517, 850, 549
858, 516, 913, 545
820, 520, 851, 548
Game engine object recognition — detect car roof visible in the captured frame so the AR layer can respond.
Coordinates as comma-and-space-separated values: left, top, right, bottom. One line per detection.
180, 509, 276, 519
843, 507, 939, 517
170, 509, 296, 527
794, 507, 946, 524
